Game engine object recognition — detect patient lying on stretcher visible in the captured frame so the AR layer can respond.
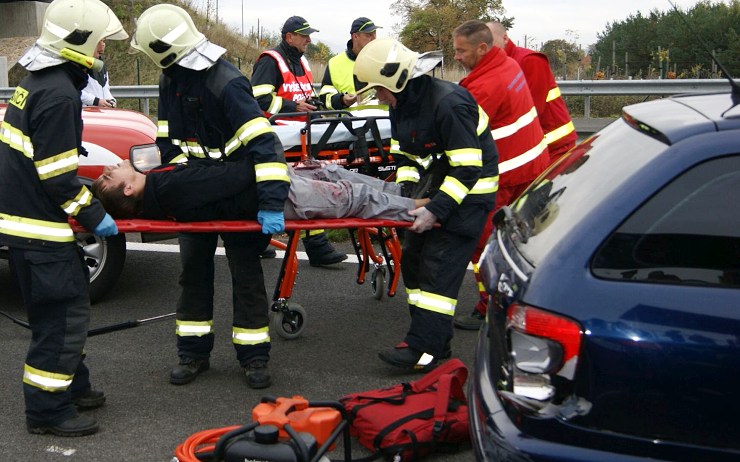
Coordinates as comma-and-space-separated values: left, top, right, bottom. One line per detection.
91, 158, 428, 223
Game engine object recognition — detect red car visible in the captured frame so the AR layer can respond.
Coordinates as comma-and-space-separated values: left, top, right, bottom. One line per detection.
0, 105, 157, 302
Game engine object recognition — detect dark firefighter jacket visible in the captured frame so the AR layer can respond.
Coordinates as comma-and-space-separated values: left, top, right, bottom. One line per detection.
156, 59, 289, 213
390, 76, 499, 229
141, 160, 258, 222
0, 62, 107, 249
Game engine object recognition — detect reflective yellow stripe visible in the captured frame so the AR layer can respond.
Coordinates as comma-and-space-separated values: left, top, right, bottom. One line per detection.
23, 364, 73, 392
62, 186, 93, 216
0, 213, 74, 242
225, 117, 274, 155
406, 287, 421, 306
469, 175, 499, 194
446, 148, 482, 167
256, 162, 290, 183
498, 139, 548, 174
300, 229, 326, 238
1, 121, 34, 158
320, 84, 339, 109
252, 84, 274, 97
232, 326, 270, 345
319, 84, 337, 97
396, 166, 420, 183
439, 176, 469, 204
267, 96, 283, 115
176, 320, 213, 337
477, 106, 489, 135
35, 148, 78, 180
546, 86, 561, 103
415, 291, 457, 316
490, 107, 538, 141
157, 120, 169, 137
169, 152, 189, 164
389, 138, 407, 156
544, 121, 576, 146
172, 140, 222, 159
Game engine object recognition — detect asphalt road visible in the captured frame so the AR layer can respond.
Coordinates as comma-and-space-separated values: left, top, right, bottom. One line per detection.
0, 237, 480, 462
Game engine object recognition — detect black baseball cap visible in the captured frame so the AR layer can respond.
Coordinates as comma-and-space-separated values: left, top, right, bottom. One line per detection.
350, 17, 381, 34
281, 16, 319, 35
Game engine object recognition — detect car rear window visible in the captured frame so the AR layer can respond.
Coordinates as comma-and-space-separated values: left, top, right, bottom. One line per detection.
593, 155, 740, 288
507, 120, 666, 267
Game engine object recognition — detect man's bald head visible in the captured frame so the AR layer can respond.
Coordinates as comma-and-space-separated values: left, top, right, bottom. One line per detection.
487, 21, 508, 49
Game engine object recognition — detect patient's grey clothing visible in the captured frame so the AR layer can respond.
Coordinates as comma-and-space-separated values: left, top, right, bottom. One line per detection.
285, 163, 414, 221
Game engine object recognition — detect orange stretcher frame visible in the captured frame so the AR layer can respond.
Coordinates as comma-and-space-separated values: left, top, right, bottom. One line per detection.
71, 218, 407, 339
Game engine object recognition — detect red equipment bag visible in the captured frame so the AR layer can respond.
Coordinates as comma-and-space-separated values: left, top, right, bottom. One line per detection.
339, 358, 470, 461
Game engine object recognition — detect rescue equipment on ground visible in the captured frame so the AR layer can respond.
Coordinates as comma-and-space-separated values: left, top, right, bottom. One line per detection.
340, 359, 471, 461
173, 395, 350, 462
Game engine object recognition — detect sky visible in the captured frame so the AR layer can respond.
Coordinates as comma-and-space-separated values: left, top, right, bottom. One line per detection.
212, 0, 709, 54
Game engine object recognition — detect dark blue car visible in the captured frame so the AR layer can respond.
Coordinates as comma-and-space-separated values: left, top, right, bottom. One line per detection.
470, 90, 740, 461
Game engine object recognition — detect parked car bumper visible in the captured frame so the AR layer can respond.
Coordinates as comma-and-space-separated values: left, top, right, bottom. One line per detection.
470, 317, 670, 462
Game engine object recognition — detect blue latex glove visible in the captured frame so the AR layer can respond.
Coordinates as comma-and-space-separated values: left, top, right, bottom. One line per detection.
94, 213, 118, 237
257, 210, 285, 235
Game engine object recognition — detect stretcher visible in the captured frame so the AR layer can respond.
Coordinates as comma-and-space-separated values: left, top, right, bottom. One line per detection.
71, 218, 408, 339
273, 109, 396, 180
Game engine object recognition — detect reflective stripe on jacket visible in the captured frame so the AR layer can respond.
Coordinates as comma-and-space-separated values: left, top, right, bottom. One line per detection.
505, 40, 577, 159
253, 49, 313, 121
459, 47, 549, 188
155, 59, 289, 213
0, 63, 107, 249
388, 76, 499, 223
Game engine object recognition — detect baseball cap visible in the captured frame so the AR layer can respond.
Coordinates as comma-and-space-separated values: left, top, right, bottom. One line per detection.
351, 17, 381, 34
281, 16, 319, 35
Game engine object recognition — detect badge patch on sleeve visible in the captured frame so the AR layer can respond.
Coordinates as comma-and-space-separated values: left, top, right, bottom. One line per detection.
10, 87, 29, 110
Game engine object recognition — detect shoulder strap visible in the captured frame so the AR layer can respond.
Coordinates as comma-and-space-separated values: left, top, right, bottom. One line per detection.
410, 358, 467, 393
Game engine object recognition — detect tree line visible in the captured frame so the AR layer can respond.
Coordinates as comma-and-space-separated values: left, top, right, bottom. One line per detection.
386, 0, 739, 80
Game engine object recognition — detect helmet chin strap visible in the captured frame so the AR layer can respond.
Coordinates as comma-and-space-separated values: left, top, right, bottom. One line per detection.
60, 48, 104, 72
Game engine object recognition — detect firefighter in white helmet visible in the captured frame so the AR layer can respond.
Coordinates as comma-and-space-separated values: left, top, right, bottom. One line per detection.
130, 4, 290, 389
354, 38, 499, 371
0, 0, 127, 437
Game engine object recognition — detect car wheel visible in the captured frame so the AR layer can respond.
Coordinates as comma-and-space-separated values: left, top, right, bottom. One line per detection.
76, 231, 126, 304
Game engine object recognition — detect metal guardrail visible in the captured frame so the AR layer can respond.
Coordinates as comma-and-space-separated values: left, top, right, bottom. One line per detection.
1, 79, 738, 118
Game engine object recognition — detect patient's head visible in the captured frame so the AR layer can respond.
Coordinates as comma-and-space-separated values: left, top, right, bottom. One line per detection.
91, 160, 144, 218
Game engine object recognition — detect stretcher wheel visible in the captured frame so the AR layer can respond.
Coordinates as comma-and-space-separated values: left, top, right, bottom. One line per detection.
270, 302, 307, 340
371, 267, 386, 300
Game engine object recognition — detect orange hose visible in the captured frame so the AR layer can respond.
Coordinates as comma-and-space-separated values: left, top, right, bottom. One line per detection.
174, 425, 242, 462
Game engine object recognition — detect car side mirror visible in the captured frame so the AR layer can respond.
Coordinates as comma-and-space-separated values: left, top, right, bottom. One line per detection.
129, 144, 161, 173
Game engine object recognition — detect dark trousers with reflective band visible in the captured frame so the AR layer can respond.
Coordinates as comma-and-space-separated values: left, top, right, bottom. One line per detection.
176, 232, 272, 366
401, 201, 489, 358
8, 244, 93, 426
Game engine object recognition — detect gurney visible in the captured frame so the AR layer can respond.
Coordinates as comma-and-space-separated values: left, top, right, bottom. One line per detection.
272, 109, 396, 180
71, 218, 408, 339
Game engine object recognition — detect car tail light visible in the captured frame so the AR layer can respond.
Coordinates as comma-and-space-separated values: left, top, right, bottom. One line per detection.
506, 303, 583, 403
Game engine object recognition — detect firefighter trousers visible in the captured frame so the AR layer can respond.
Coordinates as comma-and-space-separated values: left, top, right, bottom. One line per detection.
8, 244, 94, 426
401, 201, 489, 358
176, 231, 272, 366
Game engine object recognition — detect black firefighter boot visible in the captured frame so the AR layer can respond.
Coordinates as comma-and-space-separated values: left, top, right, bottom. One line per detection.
303, 232, 347, 267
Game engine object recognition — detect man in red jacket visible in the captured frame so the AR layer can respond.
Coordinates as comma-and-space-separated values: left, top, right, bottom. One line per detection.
452, 20, 550, 330
489, 21, 578, 163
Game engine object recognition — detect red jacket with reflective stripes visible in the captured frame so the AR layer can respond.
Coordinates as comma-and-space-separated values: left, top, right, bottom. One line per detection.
505, 40, 577, 161
459, 47, 549, 188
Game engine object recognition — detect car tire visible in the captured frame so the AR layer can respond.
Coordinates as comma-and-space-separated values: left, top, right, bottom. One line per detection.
76, 231, 126, 304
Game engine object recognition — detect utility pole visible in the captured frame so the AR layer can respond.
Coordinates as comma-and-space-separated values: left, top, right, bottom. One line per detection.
612, 40, 616, 78
625, 52, 629, 78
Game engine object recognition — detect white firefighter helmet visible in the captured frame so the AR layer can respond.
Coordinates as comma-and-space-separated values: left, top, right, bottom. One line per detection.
354, 37, 443, 93
130, 4, 225, 70
19, 0, 127, 71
